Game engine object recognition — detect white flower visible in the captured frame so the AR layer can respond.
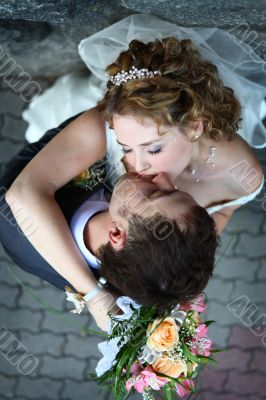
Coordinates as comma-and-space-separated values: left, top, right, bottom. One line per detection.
96, 296, 142, 376
96, 337, 121, 377
65, 290, 85, 314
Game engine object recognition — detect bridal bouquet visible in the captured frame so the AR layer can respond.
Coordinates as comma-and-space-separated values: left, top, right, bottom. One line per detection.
88, 293, 220, 399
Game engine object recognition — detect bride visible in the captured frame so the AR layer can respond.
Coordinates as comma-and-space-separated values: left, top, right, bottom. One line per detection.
4, 13, 265, 329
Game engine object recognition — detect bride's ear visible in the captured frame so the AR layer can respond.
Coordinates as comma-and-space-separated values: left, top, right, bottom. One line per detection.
188, 119, 203, 142
108, 222, 127, 251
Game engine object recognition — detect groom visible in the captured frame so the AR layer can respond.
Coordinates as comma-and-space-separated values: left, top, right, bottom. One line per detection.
0, 114, 218, 317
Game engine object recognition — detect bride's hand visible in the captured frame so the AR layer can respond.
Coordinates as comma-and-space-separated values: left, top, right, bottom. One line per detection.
85, 288, 121, 332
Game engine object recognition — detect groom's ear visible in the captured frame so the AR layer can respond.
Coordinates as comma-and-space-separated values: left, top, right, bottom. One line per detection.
108, 222, 127, 251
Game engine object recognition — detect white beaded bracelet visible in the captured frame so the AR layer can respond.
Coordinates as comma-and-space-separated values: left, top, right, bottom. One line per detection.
65, 276, 107, 314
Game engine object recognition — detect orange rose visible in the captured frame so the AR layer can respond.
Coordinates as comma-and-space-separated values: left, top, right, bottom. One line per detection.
147, 317, 179, 351
152, 355, 187, 378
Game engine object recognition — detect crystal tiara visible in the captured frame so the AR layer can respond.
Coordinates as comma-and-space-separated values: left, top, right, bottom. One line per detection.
109, 66, 161, 86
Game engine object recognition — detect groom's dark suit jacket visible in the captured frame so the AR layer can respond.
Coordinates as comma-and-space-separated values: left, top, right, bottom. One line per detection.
0, 113, 106, 292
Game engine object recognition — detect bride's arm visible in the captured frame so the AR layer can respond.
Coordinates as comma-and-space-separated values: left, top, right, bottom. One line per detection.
5, 107, 106, 295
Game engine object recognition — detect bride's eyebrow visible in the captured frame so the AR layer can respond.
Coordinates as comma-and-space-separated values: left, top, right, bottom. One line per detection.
116, 137, 166, 147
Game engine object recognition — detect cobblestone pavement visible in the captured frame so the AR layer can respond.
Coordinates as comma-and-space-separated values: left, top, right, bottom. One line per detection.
0, 80, 266, 400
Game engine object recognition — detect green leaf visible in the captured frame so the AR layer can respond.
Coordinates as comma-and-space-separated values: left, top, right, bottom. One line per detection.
204, 320, 216, 327
126, 347, 139, 376
164, 384, 172, 400
211, 348, 227, 353
211, 349, 224, 353
114, 348, 131, 397
182, 343, 200, 363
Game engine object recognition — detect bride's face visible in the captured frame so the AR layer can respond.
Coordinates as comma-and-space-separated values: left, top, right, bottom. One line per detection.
113, 114, 193, 182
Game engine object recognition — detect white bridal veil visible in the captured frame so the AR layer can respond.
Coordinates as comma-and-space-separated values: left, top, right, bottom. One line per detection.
23, 13, 266, 148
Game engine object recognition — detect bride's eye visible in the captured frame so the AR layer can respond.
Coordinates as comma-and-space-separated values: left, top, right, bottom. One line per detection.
148, 147, 162, 155
122, 148, 132, 154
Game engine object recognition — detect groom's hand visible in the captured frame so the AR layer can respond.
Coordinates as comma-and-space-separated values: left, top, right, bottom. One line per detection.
85, 288, 121, 332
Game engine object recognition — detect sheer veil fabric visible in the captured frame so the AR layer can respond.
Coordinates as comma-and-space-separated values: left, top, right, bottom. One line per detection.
23, 13, 266, 149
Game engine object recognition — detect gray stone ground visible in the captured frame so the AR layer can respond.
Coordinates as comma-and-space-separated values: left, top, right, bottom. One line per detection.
0, 79, 266, 400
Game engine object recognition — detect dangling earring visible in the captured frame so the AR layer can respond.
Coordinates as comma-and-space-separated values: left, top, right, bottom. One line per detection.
191, 131, 200, 142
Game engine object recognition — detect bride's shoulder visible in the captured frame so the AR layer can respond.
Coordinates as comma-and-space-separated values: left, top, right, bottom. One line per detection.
219, 133, 264, 197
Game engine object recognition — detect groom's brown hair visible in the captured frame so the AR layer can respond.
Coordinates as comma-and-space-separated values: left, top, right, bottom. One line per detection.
98, 206, 219, 314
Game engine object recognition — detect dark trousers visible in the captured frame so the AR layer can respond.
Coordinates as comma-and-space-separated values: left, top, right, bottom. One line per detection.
0, 113, 102, 292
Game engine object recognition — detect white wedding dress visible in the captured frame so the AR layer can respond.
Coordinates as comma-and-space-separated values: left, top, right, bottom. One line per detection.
22, 13, 266, 213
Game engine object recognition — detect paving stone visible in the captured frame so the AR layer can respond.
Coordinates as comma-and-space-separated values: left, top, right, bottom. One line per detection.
17, 376, 61, 399
206, 323, 231, 348
19, 286, 65, 312
62, 378, 112, 400
0, 251, 50, 294
247, 195, 266, 214
1, 115, 28, 141
41, 308, 91, 335
0, 255, 44, 288
200, 393, 254, 400
207, 300, 244, 327
233, 281, 266, 304
229, 325, 265, 350
236, 233, 266, 258
215, 230, 239, 258
64, 332, 101, 359
0, 375, 15, 397
214, 348, 252, 371
200, 368, 227, 391
20, 331, 64, 356
257, 264, 266, 280
0, 348, 40, 378
226, 371, 266, 395
0, 282, 19, 308
0, 352, 25, 376
205, 277, 234, 302
0, 307, 42, 332
41, 355, 86, 380
0, 91, 25, 116
0, 259, 21, 287
250, 350, 266, 373
0, 140, 23, 162
214, 256, 259, 282
226, 208, 264, 234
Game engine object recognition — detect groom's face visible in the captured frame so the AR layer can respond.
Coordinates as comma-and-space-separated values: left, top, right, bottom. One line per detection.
109, 172, 198, 226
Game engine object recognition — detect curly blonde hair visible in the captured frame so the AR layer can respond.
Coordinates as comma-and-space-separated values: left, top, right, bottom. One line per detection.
96, 37, 242, 141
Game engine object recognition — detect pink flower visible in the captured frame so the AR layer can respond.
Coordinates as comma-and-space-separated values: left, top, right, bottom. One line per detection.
130, 362, 142, 374
176, 379, 195, 397
126, 365, 168, 393
190, 337, 212, 357
195, 324, 208, 339
180, 294, 206, 313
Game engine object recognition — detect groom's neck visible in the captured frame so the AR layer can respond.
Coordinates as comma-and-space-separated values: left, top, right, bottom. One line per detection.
83, 210, 112, 257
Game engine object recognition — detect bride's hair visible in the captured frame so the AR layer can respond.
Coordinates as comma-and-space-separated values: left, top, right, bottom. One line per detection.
98, 206, 219, 314
96, 37, 242, 140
